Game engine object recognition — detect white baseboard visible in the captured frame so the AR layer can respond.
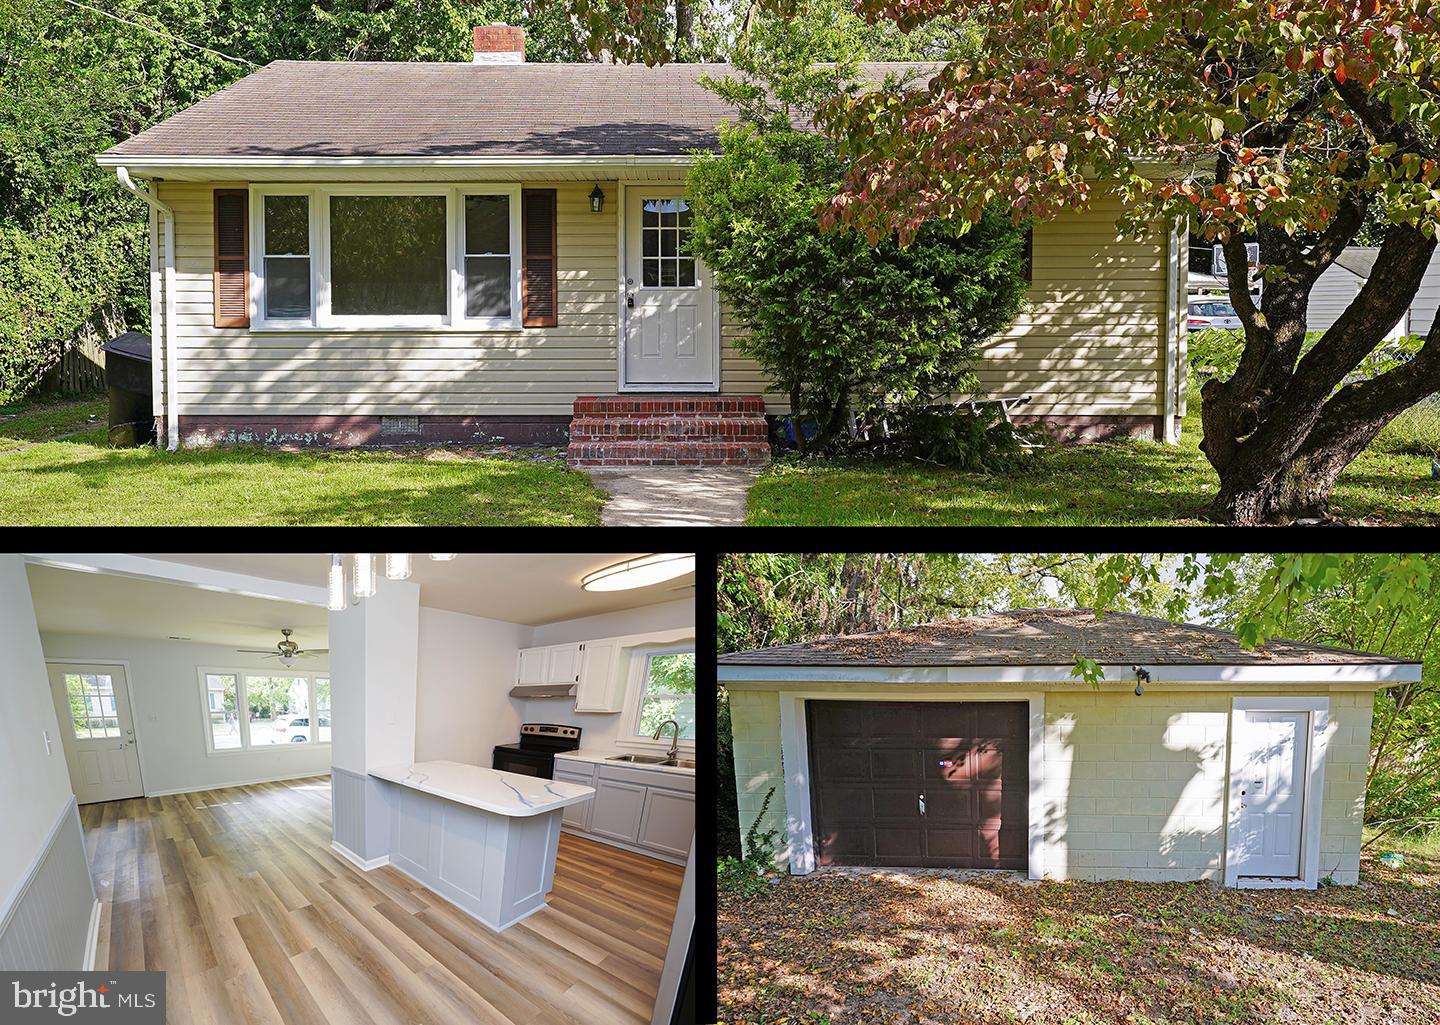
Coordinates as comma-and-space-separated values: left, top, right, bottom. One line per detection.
330, 841, 389, 872
145, 770, 331, 798
83, 900, 102, 970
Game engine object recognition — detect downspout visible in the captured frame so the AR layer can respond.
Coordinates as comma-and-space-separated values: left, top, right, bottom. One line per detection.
115, 167, 179, 450
1162, 217, 1182, 444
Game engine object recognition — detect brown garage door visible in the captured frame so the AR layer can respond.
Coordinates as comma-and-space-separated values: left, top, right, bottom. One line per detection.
806, 700, 1029, 869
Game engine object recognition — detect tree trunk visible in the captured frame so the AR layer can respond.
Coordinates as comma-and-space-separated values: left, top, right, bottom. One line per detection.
674, 0, 694, 55
1201, 224, 1439, 524
788, 383, 805, 453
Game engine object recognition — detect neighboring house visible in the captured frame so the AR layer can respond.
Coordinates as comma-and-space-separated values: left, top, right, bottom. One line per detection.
96, 25, 1190, 464
719, 608, 1419, 888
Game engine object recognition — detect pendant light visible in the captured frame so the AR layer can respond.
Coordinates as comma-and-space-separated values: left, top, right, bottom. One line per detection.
385, 553, 412, 580
353, 553, 376, 598
327, 555, 346, 612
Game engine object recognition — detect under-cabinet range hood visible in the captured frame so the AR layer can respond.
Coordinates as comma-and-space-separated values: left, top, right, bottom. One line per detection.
509, 683, 577, 699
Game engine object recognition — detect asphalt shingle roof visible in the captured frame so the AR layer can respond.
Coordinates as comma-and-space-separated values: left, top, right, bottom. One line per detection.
717, 609, 1411, 667
101, 60, 934, 160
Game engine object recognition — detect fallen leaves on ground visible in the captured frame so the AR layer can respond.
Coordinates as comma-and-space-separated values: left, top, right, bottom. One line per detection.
719, 854, 1440, 1025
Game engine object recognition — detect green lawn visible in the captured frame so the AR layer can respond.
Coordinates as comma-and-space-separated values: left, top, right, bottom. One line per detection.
0, 399, 604, 526
747, 389, 1440, 526
0, 397, 106, 451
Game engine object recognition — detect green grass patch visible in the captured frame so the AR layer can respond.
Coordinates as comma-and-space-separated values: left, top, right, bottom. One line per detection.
0, 437, 605, 526
0, 397, 106, 451
747, 386, 1440, 526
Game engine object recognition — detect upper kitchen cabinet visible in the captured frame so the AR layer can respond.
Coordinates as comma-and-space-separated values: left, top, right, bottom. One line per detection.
544, 642, 583, 684
516, 646, 548, 686
574, 638, 624, 712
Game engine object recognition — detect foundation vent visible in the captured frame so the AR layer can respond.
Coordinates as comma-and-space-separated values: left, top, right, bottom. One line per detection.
380, 415, 420, 436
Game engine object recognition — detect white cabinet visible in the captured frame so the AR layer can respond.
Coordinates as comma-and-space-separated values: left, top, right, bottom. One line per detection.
589, 779, 648, 842
555, 765, 595, 832
516, 647, 548, 686
574, 639, 624, 713
545, 643, 583, 685
638, 788, 695, 859
560, 762, 694, 865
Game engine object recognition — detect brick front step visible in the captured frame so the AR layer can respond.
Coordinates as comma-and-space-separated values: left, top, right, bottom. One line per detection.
572, 394, 767, 417
569, 415, 768, 442
568, 440, 771, 466
566, 394, 771, 466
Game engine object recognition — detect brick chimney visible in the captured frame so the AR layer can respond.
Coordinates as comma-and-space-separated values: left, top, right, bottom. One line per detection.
473, 24, 525, 63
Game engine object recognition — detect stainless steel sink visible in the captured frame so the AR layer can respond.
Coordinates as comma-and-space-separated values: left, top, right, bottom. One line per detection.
607, 753, 670, 764
669, 758, 697, 769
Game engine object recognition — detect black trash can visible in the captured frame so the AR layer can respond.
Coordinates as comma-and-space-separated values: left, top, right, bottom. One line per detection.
101, 331, 156, 447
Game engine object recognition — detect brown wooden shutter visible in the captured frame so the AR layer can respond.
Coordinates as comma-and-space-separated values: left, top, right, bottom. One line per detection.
521, 189, 558, 328
213, 189, 249, 328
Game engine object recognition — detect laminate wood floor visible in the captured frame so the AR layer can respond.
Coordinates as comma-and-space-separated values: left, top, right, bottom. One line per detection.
81, 775, 685, 1025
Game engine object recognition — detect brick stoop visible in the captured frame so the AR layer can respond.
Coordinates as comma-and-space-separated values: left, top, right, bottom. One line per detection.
567, 395, 771, 466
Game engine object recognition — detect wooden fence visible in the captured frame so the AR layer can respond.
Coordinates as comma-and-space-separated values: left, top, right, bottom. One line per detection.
38, 334, 106, 396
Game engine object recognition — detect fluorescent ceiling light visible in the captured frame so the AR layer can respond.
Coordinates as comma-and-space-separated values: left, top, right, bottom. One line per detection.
581, 553, 695, 592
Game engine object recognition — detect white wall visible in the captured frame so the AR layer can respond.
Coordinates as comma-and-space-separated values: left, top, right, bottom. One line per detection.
415, 606, 526, 764
518, 597, 696, 750
38, 632, 331, 795
0, 556, 77, 913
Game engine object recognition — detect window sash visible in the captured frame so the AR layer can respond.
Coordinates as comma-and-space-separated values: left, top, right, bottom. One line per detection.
197, 667, 331, 753
248, 185, 522, 331
621, 645, 697, 747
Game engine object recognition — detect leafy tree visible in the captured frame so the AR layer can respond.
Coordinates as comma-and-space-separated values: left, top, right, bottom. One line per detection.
575, 0, 1440, 524
687, 11, 1026, 451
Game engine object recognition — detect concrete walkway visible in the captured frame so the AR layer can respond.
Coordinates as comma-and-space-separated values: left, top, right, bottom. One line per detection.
585, 466, 761, 526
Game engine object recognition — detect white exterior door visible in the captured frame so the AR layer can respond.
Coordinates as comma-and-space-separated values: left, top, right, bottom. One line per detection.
47, 663, 143, 804
623, 189, 716, 389
1232, 710, 1308, 878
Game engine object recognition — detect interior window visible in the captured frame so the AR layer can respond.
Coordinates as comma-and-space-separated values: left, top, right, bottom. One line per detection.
330, 195, 447, 317
636, 651, 696, 741
464, 195, 511, 318
205, 673, 241, 750
641, 199, 695, 289
316, 678, 331, 743
263, 195, 311, 319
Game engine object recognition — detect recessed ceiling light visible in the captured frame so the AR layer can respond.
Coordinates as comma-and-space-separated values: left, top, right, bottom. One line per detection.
581, 553, 695, 592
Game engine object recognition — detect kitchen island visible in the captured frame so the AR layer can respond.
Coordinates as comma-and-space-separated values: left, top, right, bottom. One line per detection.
367, 759, 595, 931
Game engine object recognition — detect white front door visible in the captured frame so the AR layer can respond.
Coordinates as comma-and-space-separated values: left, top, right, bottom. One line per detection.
623, 189, 716, 389
47, 663, 143, 804
1232, 710, 1308, 878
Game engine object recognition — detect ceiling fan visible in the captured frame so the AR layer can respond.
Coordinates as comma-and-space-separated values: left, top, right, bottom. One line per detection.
236, 628, 327, 667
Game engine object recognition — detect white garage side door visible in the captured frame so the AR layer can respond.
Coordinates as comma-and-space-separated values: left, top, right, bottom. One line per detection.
1232, 710, 1308, 878
47, 663, 144, 804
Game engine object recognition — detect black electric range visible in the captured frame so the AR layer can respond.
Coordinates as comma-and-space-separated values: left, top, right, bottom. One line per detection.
492, 723, 582, 779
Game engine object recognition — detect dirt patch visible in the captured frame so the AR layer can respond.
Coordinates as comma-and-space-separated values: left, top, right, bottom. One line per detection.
719, 854, 1440, 1025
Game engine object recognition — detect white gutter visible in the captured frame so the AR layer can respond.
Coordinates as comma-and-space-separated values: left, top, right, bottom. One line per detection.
95, 153, 699, 168
1163, 216, 1181, 445
719, 662, 1423, 684
114, 167, 179, 450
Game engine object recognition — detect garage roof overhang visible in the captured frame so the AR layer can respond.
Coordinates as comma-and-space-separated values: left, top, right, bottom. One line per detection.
719, 662, 1423, 687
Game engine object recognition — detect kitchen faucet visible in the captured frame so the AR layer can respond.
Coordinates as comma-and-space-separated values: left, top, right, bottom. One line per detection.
652, 720, 681, 762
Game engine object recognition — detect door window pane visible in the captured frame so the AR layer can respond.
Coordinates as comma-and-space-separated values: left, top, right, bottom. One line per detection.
637, 652, 695, 740
330, 195, 447, 316
65, 673, 120, 739
206, 673, 240, 750
639, 198, 696, 291
264, 196, 311, 320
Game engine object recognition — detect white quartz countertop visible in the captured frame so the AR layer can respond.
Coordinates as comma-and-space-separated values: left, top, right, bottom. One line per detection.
369, 760, 594, 817
555, 749, 696, 776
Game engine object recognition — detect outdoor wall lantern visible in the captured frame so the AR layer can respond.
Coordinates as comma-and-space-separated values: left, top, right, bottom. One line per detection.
589, 185, 605, 213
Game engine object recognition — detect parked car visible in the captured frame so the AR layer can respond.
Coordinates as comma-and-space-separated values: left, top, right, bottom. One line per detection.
1188, 297, 1242, 332
275, 715, 328, 741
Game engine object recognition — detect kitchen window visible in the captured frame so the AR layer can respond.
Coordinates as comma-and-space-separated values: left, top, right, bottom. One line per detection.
198, 668, 331, 753
621, 647, 696, 748
249, 185, 521, 331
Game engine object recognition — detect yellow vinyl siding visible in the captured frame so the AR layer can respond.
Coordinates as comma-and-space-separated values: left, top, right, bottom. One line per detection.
156, 181, 619, 417
721, 195, 1170, 417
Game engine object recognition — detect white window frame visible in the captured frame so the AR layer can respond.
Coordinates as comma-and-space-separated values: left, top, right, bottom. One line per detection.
616, 644, 697, 753
251, 188, 319, 328
247, 183, 522, 332
196, 666, 332, 755
1224, 696, 1329, 890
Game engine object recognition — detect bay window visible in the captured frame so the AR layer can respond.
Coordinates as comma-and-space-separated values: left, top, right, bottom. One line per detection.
249, 185, 521, 330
